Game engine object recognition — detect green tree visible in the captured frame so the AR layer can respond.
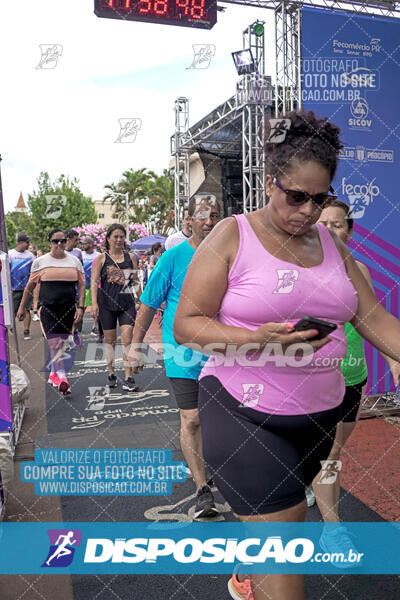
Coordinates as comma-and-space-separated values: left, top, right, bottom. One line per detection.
6, 211, 32, 237
145, 169, 175, 235
5, 214, 18, 248
28, 172, 97, 250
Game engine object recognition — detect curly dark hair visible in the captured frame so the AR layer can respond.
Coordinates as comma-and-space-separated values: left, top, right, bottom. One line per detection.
265, 109, 343, 181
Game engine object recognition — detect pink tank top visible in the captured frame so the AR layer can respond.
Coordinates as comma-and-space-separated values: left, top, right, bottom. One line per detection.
200, 214, 358, 415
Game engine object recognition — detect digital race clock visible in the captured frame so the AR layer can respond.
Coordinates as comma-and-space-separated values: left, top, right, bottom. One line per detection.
94, 0, 217, 30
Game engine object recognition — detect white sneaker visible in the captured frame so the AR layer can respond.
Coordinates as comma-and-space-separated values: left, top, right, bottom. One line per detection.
32, 313, 40, 322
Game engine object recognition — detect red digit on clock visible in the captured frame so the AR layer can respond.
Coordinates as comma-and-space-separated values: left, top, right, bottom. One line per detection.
154, 0, 168, 15
138, 0, 152, 13
190, 0, 205, 18
176, 0, 189, 16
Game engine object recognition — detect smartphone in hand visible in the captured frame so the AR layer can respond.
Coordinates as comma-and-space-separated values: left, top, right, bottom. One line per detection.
294, 317, 337, 341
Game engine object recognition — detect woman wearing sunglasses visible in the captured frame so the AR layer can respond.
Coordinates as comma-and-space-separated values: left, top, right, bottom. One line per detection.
16, 229, 85, 395
174, 109, 400, 600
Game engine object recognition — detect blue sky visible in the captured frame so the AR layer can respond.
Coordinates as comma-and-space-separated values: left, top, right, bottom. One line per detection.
0, 0, 275, 212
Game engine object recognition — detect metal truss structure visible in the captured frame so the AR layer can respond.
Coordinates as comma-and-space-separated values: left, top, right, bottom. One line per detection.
171, 23, 273, 219
171, 98, 190, 230
360, 393, 400, 419
220, 0, 400, 16
275, 3, 301, 114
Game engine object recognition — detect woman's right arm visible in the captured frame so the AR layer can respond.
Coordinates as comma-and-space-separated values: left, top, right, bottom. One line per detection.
174, 218, 324, 355
16, 276, 38, 320
90, 254, 105, 321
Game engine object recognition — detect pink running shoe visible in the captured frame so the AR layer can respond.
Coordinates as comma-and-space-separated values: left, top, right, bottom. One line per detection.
58, 378, 71, 395
228, 573, 254, 600
48, 372, 61, 387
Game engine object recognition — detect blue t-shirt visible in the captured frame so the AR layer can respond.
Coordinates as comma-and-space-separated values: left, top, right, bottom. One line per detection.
8, 248, 35, 290
140, 240, 207, 380
82, 250, 99, 289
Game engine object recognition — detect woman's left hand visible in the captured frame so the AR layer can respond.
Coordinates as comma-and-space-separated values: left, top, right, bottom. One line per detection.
74, 307, 84, 324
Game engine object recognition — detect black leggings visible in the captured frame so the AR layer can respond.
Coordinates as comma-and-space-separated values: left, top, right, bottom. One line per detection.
98, 304, 136, 330
198, 376, 341, 516
341, 377, 367, 422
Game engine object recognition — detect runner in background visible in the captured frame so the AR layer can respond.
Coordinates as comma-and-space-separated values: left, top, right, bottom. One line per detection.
148, 243, 163, 275
309, 200, 400, 556
81, 236, 100, 335
65, 229, 83, 262
65, 229, 84, 344
16, 229, 85, 395
129, 193, 222, 519
9, 233, 35, 340
91, 224, 139, 392
164, 207, 191, 250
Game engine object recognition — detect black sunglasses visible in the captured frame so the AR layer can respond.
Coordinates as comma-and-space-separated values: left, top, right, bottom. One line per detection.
50, 238, 67, 244
273, 177, 337, 210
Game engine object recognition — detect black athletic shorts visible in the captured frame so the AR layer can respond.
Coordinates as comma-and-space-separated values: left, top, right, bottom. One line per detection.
98, 305, 136, 330
169, 377, 198, 410
39, 302, 75, 336
198, 375, 341, 516
13, 290, 33, 313
340, 377, 367, 423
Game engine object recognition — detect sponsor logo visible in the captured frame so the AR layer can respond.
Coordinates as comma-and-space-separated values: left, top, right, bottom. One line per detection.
42, 529, 82, 567
348, 98, 372, 131
341, 177, 380, 219
341, 146, 394, 163
273, 269, 299, 294
83, 535, 315, 564
332, 37, 381, 55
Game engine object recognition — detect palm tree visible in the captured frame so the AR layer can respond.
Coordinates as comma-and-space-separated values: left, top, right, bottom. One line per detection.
103, 182, 126, 221
146, 169, 175, 236
118, 168, 151, 223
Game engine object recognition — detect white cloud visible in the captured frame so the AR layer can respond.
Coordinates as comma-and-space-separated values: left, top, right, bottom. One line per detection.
0, 0, 274, 213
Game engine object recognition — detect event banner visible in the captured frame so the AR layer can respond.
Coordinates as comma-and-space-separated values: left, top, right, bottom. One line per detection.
301, 7, 400, 394
0, 522, 399, 574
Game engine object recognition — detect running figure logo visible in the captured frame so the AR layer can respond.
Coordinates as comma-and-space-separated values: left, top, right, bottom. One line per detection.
317, 460, 342, 485
273, 269, 299, 294
267, 118, 291, 144
44, 195, 67, 220
187, 44, 216, 69
42, 529, 82, 567
36, 45, 63, 69
87, 386, 110, 411
115, 118, 142, 143
241, 383, 264, 408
